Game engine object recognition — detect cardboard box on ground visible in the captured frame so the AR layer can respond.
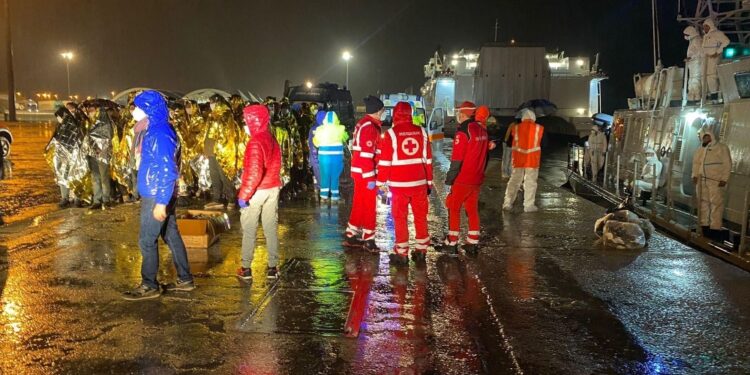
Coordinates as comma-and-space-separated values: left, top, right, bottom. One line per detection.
176, 210, 230, 262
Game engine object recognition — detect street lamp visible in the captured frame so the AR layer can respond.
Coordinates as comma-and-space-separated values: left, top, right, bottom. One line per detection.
60, 51, 74, 98
305, 81, 313, 89
342, 50, 352, 88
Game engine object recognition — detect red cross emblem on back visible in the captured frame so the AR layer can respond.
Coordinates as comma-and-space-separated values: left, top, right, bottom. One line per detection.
401, 138, 419, 156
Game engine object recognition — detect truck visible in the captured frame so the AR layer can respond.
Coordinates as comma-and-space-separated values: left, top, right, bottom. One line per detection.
284, 81, 355, 130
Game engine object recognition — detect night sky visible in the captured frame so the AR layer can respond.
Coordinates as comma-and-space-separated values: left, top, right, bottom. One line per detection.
1, 0, 692, 112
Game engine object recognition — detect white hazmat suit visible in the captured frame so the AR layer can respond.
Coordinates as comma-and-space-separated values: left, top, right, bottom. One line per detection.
702, 19, 730, 94
684, 26, 704, 101
635, 148, 662, 193
692, 127, 732, 230
587, 125, 608, 182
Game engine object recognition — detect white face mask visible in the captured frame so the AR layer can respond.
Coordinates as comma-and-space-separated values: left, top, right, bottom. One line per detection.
132, 107, 147, 122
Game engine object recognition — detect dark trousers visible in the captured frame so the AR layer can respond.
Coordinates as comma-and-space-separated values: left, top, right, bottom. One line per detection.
87, 156, 112, 204
208, 156, 235, 202
139, 197, 193, 289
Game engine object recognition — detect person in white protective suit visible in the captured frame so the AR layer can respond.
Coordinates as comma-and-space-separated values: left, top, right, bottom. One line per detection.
702, 19, 730, 95
587, 124, 608, 183
635, 147, 662, 194
684, 25, 704, 101
692, 127, 732, 238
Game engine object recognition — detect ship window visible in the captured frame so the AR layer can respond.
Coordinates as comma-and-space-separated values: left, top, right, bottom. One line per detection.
734, 72, 750, 98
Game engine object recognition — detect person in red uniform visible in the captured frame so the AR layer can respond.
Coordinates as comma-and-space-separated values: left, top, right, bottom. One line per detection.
438, 101, 489, 255
344, 96, 385, 252
377, 102, 433, 265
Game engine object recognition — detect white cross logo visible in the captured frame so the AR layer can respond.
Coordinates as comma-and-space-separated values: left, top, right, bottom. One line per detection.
401, 138, 419, 156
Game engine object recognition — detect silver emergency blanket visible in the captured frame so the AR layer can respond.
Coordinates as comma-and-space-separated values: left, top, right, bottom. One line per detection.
190, 154, 212, 192
594, 210, 655, 250
49, 140, 89, 188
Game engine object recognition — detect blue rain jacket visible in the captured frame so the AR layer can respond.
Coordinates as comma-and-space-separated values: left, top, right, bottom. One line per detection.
135, 90, 181, 205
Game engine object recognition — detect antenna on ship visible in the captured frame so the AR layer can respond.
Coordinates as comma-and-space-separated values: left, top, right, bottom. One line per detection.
494, 18, 499, 42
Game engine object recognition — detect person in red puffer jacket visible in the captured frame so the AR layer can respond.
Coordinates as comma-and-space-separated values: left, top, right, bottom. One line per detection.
236, 104, 283, 280
377, 101, 433, 265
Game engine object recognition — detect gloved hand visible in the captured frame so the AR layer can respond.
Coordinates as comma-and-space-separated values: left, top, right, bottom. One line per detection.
238, 199, 249, 209
367, 181, 376, 190
427, 187, 432, 196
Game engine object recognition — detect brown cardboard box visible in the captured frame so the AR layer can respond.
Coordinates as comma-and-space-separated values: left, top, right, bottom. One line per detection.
176, 210, 228, 249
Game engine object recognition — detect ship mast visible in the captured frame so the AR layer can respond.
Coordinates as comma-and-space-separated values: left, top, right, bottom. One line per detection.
678, 0, 750, 44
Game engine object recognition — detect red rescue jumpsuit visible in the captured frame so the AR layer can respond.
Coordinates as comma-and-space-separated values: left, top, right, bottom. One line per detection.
377, 102, 433, 256
346, 115, 382, 241
445, 119, 489, 245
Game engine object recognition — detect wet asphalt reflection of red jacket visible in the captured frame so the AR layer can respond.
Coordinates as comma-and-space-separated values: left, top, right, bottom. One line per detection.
376, 102, 433, 189
237, 105, 282, 201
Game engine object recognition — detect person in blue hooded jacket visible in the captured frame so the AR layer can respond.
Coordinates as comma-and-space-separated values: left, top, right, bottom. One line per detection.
122, 90, 194, 301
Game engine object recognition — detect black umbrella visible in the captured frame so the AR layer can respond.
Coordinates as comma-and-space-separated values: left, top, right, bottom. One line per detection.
517, 99, 558, 117
81, 98, 120, 109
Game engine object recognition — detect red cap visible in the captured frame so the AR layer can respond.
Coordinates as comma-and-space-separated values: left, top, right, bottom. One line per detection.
458, 101, 476, 117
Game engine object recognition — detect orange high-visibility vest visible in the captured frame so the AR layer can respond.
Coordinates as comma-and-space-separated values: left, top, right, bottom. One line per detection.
511, 120, 544, 168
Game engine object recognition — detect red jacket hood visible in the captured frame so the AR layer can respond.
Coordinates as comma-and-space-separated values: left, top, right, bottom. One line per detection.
242, 104, 270, 135
392, 102, 414, 128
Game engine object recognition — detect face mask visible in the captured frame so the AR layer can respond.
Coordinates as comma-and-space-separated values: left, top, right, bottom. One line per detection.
132, 107, 147, 122
56, 116, 63, 124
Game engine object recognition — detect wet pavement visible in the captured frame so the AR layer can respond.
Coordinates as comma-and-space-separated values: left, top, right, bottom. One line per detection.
1, 123, 749, 374
0, 122, 59, 224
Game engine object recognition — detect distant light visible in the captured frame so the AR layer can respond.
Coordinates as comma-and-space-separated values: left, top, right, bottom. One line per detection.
110, 91, 116, 97
60, 51, 74, 60
549, 62, 561, 69
305, 81, 313, 89
511, 39, 515, 44
452, 54, 459, 59
451, 60, 458, 66
576, 108, 586, 115
342, 51, 352, 61
15, 92, 21, 96
684, 110, 706, 124
576, 59, 585, 67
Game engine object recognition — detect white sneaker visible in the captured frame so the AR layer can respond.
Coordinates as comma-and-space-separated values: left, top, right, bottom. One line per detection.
524, 205, 539, 212
502, 204, 512, 211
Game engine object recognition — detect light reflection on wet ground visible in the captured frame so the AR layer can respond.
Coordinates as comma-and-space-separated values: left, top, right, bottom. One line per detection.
0, 124, 748, 373
0, 122, 58, 224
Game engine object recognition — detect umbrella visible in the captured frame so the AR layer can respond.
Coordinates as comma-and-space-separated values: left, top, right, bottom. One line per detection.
516, 99, 558, 117
81, 98, 120, 109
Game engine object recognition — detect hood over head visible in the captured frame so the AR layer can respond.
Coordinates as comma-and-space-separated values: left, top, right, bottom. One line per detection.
684, 25, 699, 40
242, 104, 270, 135
475, 105, 490, 124
703, 19, 717, 32
698, 126, 717, 145
521, 108, 536, 122
323, 111, 341, 126
392, 101, 414, 127
54, 106, 73, 120
133, 90, 169, 123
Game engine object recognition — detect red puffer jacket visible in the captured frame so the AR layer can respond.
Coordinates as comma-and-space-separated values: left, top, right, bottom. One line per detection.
237, 105, 282, 201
